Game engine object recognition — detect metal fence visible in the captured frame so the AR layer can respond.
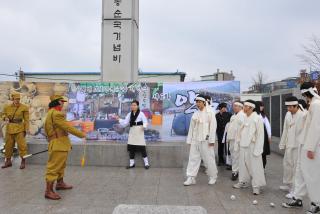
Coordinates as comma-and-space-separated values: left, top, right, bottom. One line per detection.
262, 88, 302, 137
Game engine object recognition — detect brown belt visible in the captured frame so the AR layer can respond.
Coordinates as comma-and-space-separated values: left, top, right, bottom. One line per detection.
48, 133, 68, 142
9, 119, 23, 123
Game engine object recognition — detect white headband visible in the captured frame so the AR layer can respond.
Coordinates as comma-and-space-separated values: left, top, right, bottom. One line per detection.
298, 104, 305, 112
244, 102, 256, 108
285, 101, 299, 106
195, 97, 206, 102
301, 87, 317, 94
234, 102, 243, 107
301, 87, 320, 100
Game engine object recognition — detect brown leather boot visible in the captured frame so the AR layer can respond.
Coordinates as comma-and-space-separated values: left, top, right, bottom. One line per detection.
56, 178, 73, 190
45, 182, 61, 200
20, 158, 26, 169
50, 182, 62, 198
1, 158, 12, 169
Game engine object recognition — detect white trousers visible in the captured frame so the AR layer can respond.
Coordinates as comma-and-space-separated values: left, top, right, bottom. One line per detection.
293, 144, 308, 200
229, 140, 239, 173
186, 141, 218, 179
283, 147, 298, 185
301, 145, 320, 203
239, 145, 266, 188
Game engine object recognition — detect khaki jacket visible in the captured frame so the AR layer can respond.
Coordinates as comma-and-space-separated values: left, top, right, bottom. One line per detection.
45, 109, 85, 152
2, 104, 29, 134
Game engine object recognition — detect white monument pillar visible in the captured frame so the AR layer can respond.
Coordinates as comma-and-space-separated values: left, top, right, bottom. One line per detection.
101, 0, 139, 82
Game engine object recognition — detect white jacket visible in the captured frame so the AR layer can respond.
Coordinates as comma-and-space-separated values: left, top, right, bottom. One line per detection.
227, 110, 246, 142
304, 98, 320, 152
187, 108, 217, 144
239, 112, 265, 156
279, 110, 306, 149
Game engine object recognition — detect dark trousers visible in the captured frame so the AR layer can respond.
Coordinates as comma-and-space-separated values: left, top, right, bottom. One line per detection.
217, 133, 225, 164
128, 145, 147, 159
262, 154, 267, 169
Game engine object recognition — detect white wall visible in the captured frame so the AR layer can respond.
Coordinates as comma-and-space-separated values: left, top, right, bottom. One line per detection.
25, 74, 101, 83
200, 76, 216, 81
25, 74, 182, 83
240, 93, 263, 101
138, 75, 182, 83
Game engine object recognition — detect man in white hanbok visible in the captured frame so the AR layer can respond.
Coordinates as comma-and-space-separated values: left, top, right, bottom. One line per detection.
282, 99, 308, 209
233, 100, 266, 195
226, 101, 245, 181
279, 96, 306, 199
300, 82, 320, 214
184, 94, 218, 186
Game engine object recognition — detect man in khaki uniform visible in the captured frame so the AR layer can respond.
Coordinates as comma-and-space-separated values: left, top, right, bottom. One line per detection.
2, 93, 29, 169
44, 95, 86, 200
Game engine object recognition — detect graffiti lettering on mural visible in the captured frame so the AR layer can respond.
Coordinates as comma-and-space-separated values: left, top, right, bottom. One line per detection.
73, 83, 150, 95
175, 91, 199, 114
152, 93, 171, 101
128, 82, 148, 93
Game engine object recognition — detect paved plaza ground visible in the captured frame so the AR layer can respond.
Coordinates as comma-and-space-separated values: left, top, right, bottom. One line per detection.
0, 153, 307, 214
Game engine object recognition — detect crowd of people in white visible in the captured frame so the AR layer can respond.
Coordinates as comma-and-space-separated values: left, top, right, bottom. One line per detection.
183, 82, 320, 214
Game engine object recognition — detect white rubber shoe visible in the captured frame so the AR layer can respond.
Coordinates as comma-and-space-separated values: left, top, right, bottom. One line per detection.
184, 177, 196, 186
233, 182, 249, 189
208, 177, 216, 185
253, 187, 260, 195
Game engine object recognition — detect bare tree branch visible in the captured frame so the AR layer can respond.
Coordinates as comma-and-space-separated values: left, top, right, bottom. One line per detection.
251, 71, 268, 93
298, 35, 320, 70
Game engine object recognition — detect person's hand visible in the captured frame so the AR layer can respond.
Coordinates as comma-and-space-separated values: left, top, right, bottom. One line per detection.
114, 115, 120, 121
208, 143, 214, 147
82, 137, 87, 143
307, 151, 315, 160
82, 132, 87, 139
268, 138, 272, 144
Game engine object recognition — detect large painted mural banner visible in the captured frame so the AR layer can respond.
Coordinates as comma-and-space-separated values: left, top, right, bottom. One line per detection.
0, 81, 240, 143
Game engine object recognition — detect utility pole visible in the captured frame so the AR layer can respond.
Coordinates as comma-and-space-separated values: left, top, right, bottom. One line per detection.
15, 67, 25, 85
19, 67, 25, 82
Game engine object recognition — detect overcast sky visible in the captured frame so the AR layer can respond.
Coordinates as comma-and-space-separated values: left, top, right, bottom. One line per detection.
1, 0, 320, 91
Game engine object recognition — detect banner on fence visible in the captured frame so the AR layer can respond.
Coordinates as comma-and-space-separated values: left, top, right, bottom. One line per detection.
0, 81, 240, 143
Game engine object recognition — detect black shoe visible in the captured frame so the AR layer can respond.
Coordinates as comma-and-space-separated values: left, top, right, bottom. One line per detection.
226, 165, 232, 170
231, 172, 238, 181
306, 202, 320, 214
282, 197, 303, 208
126, 164, 135, 169
144, 165, 150, 170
